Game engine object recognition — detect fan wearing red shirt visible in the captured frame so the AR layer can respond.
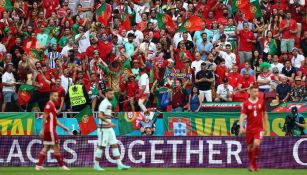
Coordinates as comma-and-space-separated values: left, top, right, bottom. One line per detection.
279, 12, 298, 53
228, 65, 243, 91
36, 91, 69, 171
239, 85, 269, 172
26, 62, 52, 112
51, 78, 65, 112
237, 22, 256, 64
234, 71, 255, 101
98, 33, 113, 61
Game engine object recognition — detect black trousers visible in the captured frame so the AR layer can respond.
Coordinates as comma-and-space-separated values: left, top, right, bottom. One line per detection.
26, 91, 49, 112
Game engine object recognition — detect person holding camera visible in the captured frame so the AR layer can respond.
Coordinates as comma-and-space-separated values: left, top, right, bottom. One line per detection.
140, 111, 156, 136
284, 106, 307, 136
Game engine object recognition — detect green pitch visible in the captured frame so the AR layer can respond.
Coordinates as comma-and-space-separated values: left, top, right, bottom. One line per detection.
0, 168, 307, 175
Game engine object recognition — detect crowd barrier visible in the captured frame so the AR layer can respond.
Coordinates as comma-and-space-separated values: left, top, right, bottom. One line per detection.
1, 112, 306, 136
0, 136, 306, 168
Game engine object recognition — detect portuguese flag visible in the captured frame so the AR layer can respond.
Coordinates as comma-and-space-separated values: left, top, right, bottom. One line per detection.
75, 105, 97, 135
239, 0, 262, 20
231, 0, 248, 13
157, 13, 175, 32
18, 84, 36, 106
118, 112, 145, 135
178, 16, 203, 32
96, 2, 111, 26
121, 13, 131, 31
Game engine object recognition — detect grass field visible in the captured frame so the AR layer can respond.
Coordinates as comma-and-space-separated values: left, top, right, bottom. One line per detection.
0, 168, 306, 175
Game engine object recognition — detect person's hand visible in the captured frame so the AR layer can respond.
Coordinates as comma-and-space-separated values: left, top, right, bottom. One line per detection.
110, 123, 116, 128
63, 126, 69, 132
247, 39, 251, 43
39, 130, 44, 138
239, 127, 245, 135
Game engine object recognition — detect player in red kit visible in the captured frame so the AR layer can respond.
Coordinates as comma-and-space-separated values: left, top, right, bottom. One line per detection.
239, 85, 269, 172
35, 91, 70, 171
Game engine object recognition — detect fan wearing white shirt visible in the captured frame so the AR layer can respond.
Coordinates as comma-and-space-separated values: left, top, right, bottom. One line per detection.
128, 0, 149, 24
127, 25, 144, 45
271, 55, 284, 73
291, 48, 305, 69
61, 38, 74, 58
138, 67, 149, 112
75, 26, 90, 53
215, 77, 233, 102
219, 44, 236, 70
1, 63, 20, 112
191, 52, 205, 77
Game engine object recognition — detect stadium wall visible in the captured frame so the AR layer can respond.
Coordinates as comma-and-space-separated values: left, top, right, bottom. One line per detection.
0, 136, 306, 168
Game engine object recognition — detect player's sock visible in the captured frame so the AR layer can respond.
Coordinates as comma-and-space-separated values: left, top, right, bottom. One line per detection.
253, 147, 260, 169
248, 149, 254, 169
54, 153, 65, 167
37, 151, 46, 166
112, 148, 123, 166
94, 148, 103, 166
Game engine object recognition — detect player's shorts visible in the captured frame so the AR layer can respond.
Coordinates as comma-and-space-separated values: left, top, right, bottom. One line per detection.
43, 131, 59, 145
97, 128, 117, 147
246, 131, 264, 145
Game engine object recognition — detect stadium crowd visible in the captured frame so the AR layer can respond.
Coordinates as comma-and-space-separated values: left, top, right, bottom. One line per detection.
0, 0, 307, 113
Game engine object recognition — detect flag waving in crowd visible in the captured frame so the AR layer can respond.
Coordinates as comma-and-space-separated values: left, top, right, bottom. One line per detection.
75, 106, 97, 135
178, 16, 203, 32
96, 1, 112, 26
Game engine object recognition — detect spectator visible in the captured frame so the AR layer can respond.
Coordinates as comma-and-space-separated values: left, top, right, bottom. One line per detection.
170, 79, 188, 112
140, 111, 156, 136
240, 61, 254, 76
26, 63, 51, 112
291, 47, 305, 70
75, 26, 90, 53
51, 77, 65, 113
282, 60, 297, 82
237, 22, 256, 64
257, 62, 272, 93
151, 79, 169, 112
290, 76, 306, 102
228, 65, 242, 92
276, 76, 292, 102
271, 55, 284, 73
138, 67, 149, 112
1, 63, 20, 112
215, 77, 233, 102
298, 58, 307, 79
188, 86, 202, 112
279, 12, 298, 54
196, 33, 213, 60
219, 43, 236, 71
191, 51, 204, 76
47, 44, 62, 69
195, 62, 214, 102
124, 73, 138, 112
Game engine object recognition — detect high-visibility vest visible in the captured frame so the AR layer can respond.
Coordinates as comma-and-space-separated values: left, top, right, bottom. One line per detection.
68, 85, 86, 106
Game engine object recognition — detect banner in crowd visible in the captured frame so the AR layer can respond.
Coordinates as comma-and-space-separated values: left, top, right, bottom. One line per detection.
272, 102, 307, 113
163, 112, 305, 136
0, 136, 306, 168
0, 113, 36, 135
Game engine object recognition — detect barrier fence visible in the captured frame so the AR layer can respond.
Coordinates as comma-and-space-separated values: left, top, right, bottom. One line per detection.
0, 136, 306, 168
0, 112, 306, 136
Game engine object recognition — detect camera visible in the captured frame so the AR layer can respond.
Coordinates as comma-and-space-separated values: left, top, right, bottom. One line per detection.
282, 115, 296, 136
231, 120, 240, 136
72, 130, 81, 136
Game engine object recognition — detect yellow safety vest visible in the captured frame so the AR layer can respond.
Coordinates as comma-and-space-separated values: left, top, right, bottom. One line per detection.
69, 85, 86, 106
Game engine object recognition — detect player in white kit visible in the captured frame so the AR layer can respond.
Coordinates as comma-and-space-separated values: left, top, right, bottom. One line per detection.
94, 88, 131, 171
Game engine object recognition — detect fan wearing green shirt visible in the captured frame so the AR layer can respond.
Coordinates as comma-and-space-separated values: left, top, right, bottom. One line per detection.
58, 28, 72, 48
151, 79, 169, 111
